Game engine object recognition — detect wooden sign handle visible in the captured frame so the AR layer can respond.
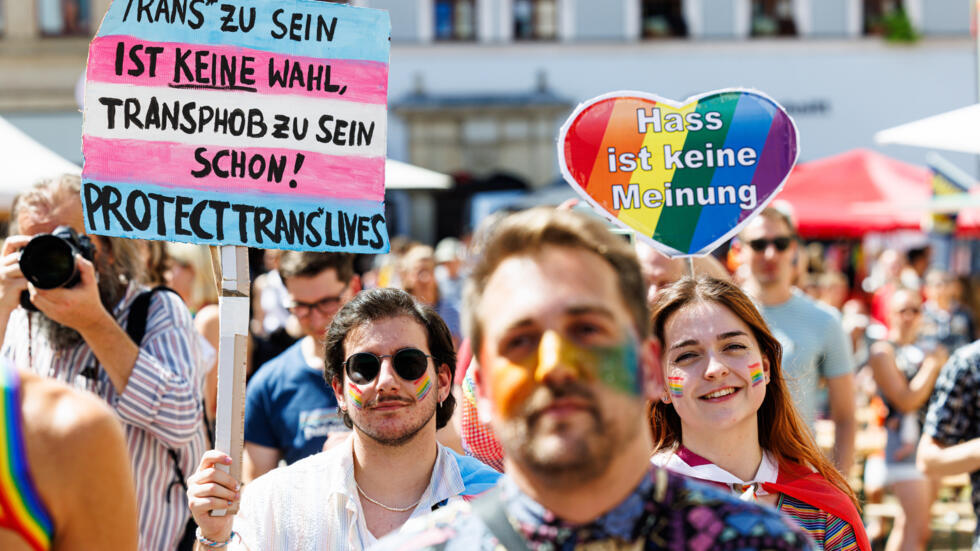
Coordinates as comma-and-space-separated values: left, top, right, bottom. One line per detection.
211, 245, 250, 517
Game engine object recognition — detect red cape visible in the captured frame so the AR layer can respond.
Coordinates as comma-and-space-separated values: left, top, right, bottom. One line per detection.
762, 462, 870, 551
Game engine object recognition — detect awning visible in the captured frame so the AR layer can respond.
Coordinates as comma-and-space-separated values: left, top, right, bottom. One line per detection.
875, 104, 980, 155
0, 115, 81, 211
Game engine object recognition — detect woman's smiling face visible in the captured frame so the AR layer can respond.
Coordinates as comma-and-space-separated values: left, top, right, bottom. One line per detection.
662, 300, 769, 437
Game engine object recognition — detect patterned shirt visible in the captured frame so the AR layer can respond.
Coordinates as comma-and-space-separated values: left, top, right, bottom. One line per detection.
373, 466, 815, 551
922, 340, 980, 546
233, 439, 501, 550
1, 283, 207, 551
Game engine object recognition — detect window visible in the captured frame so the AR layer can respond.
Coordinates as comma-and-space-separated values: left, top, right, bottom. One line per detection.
513, 0, 556, 41
862, 0, 899, 35
435, 0, 476, 41
641, 0, 687, 38
39, 0, 90, 36
750, 0, 796, 37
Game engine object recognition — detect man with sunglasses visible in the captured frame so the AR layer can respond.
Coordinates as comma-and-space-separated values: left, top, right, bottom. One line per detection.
242, 252, 358, 482
374, 208, 811, 550
187, 288, 500, 549
736, 206, 857, 475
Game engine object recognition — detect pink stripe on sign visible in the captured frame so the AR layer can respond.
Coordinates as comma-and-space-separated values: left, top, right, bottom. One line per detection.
87, 36, 388, 105
83, 136, 384, 201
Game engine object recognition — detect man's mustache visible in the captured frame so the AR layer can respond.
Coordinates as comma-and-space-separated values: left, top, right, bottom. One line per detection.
523, 383, 600, 424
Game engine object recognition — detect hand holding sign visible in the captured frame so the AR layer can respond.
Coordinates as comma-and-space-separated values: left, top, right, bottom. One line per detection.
558, 89, 798, 257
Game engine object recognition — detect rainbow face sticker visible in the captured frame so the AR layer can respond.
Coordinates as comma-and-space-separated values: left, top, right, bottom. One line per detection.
484, 331, 642, 417
749, 362, 764, 386
347, 382, 364, 409
414, 374, 432, 401
667, 376, 684, 397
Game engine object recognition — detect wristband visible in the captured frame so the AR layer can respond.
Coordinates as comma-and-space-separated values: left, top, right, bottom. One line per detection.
195, 526, 236, 548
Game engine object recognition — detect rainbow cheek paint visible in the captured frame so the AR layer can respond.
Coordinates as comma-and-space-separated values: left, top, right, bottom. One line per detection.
485, 355, 536, 418
347, 382, 364, 409
749, 362, 764, 386
414, 373, 432, 401
485, 331, 644, 417
667, 376, 684, 397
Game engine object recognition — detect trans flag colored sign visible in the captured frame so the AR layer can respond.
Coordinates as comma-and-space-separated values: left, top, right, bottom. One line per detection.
81, 0, 391, 253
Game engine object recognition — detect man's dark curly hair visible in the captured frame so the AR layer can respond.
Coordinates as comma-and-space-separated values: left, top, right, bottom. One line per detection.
324, 287, 456, 429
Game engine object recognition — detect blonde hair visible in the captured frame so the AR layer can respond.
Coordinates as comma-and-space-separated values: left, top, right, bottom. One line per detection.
166, 243, 218, 308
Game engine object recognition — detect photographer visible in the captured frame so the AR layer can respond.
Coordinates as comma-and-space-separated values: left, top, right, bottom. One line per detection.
0, 174, 207, 551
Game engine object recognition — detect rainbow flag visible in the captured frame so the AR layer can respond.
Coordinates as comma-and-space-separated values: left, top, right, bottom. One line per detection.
749, 363, 764, 386
668, 376, 684, 397
0, 364, 53, 551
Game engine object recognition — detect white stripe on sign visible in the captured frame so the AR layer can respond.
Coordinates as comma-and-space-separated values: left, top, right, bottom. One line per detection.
83, 81, 387, 158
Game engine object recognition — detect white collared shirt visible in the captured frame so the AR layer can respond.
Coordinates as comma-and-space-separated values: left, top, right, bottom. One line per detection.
233, 438, 472, 550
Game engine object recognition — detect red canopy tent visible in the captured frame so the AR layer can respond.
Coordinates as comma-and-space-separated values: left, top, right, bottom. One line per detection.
775, 149, 979, 239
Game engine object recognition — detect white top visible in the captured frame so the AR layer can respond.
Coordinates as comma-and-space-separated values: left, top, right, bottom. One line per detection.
233, 439, 474, 550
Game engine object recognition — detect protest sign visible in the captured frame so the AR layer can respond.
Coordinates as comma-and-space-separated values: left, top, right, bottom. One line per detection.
558, 89, 798, 257
81, 0, 391, 254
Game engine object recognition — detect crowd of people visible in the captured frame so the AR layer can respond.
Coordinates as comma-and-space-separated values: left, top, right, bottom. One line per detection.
1, 173, 979, 550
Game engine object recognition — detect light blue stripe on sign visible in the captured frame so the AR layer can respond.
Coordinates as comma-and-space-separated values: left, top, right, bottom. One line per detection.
81, 179, 390, 253
98, 0, 390, 63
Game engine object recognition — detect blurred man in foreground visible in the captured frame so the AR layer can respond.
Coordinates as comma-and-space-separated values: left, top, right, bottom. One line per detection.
375, 208, 811, 550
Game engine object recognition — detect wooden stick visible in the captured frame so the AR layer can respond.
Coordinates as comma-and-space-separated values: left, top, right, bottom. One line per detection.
211, 245, 249, 517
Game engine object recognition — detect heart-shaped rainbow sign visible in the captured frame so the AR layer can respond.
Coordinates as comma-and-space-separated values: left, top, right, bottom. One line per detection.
558, 89, 799, 257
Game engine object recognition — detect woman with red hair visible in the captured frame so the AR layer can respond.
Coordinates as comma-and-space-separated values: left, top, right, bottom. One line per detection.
650, 276, 868, 551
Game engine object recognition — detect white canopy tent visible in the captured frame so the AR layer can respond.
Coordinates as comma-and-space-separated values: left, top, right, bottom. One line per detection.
384, 159, 453, 190
0, 115, 81, 212
874, 103, 980, 155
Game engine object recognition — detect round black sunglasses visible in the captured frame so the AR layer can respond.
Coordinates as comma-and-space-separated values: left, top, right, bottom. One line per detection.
344, 348, 433, 385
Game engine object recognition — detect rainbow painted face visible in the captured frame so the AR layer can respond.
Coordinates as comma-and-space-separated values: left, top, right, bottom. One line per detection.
347, 382, 365, 410
749, 362, 764, 386
483, 330, 641, 417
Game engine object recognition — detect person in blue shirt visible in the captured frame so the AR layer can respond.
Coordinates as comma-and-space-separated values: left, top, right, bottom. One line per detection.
243, 251, 358, 481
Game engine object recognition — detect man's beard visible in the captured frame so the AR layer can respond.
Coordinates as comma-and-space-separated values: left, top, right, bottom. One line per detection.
499, 382, 633, 485
31, 255, 129, 350
351, 392, 438, 447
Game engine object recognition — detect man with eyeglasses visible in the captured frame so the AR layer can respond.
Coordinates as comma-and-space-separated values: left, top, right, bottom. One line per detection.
187, 288, 500, 550
735, 206, 857, 475
242, 251, 358, 482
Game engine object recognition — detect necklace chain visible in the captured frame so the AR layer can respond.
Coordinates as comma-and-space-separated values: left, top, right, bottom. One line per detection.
354, 479, 421, 512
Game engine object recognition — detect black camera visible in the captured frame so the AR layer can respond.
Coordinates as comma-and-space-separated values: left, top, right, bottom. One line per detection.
18, 226, 96, 311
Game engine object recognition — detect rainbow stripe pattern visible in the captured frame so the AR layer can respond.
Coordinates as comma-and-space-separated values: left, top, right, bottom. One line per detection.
749, 362, 764, 386
414, 374, 432, 401
347, 382, 364, 410
559, 90, 798, 256
667, 376, 684, 397
81, 0, 391, 253
0, 362, 53, 551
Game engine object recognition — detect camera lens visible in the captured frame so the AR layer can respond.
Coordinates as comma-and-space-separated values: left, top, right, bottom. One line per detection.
19, 235, 77, 290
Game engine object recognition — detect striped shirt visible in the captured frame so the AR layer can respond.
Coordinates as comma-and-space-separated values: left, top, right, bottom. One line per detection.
779, 494, 859, 551
2, 283, 207, 551
233, 439, 501, 550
